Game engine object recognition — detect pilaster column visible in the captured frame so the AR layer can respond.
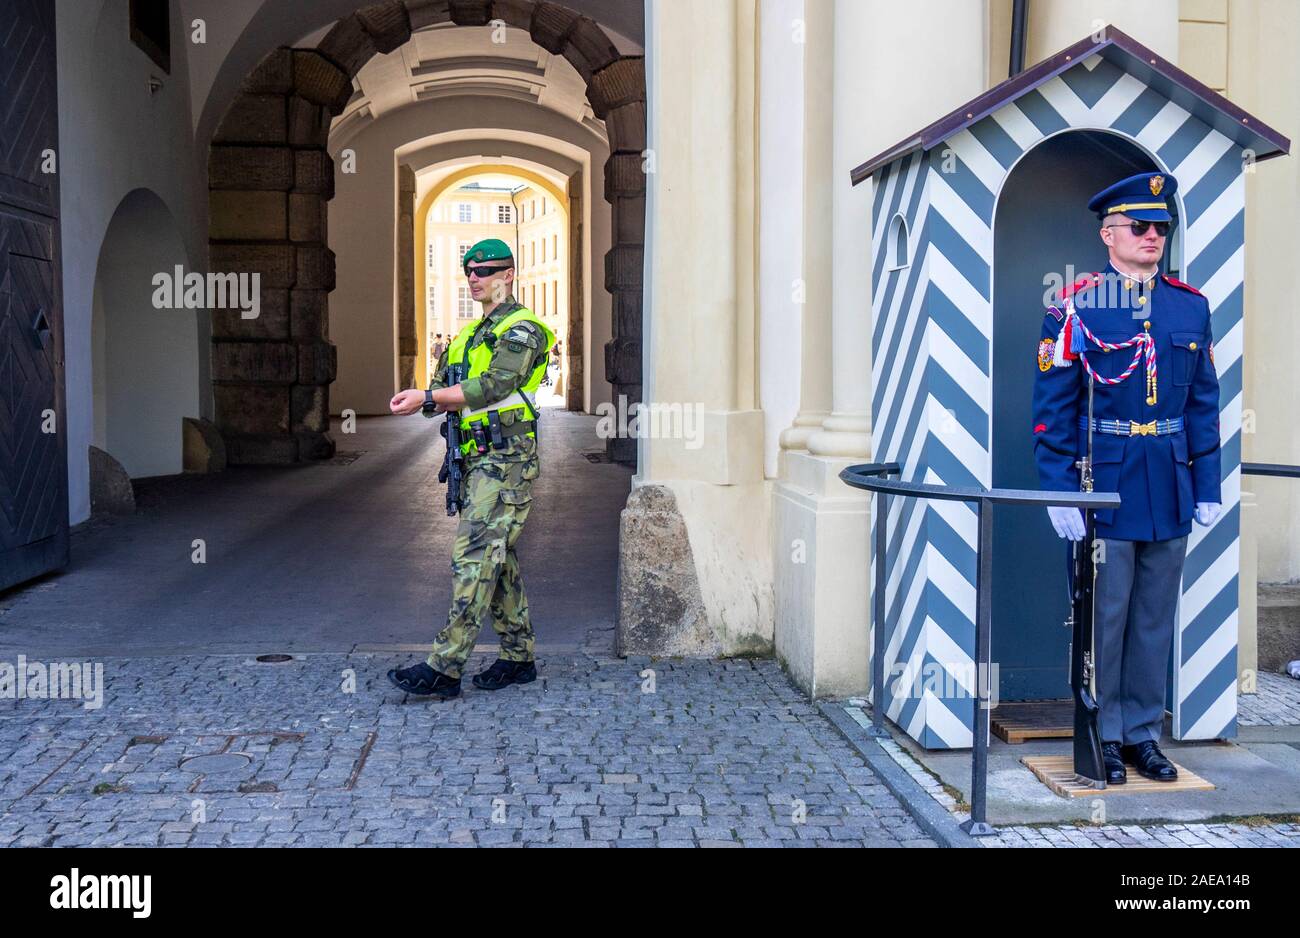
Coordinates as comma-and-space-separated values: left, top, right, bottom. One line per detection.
775, 0, 833, 458
641, 0, 763, 485
808, 0, 873, 458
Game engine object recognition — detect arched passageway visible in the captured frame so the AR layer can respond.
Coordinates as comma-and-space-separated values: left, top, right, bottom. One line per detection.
207, 0, 645, 466
91, 188, 200, 480
415, 167, 573, 401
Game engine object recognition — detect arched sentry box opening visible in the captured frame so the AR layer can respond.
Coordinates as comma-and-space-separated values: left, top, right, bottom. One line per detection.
990, 130, 1178, 703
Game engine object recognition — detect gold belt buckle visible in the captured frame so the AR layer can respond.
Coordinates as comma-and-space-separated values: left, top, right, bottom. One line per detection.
1129, 420, 1157, 436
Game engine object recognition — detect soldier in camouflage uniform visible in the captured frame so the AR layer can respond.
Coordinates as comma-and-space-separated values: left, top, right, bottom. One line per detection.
387, 239, 556, 700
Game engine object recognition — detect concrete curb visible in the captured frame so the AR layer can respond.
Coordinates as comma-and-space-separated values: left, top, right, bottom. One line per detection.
819, 701, 981, 849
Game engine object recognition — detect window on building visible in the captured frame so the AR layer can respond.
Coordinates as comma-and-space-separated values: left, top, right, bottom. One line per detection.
427, 243, 434, 267
541, 239, 546, 264
530, 200, 536, 219
553, 234, 558, 259
458, 203, 472, 224
458, 286, 474, 317
497, 204, 512, 224
552, 281, 558, 317
458, 242, 470, 263
886, 214, 910, 270
130, 0, 171, 73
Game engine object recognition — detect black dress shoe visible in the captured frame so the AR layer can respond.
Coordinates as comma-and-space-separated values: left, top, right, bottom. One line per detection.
387, 662, 461, 699
1102, 742, 1126, 785
472, 658, 537, 691
1122, 740, 1178, 781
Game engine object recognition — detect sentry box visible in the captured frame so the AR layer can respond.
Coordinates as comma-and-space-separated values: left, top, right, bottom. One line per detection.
851, 26, 1289, 750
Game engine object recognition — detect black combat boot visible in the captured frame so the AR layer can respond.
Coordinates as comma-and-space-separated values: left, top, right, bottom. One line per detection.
387, 662, 461, 699
472, 658, 537, 690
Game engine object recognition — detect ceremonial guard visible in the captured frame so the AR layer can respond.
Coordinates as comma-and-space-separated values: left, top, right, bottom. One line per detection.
1032, 173, 1222, 783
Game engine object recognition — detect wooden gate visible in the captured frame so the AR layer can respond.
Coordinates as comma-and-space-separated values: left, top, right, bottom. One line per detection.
0, 0, 67, 591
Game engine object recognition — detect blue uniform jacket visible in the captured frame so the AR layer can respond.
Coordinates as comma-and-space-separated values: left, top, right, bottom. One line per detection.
1031, 263, 1222, 541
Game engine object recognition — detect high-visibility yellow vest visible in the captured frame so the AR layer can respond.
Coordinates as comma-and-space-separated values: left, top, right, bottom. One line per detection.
445, 306, 556, 452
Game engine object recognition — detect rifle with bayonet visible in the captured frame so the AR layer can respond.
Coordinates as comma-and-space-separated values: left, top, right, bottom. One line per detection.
431, 361, 468, 517
1067, 372, 1106, 787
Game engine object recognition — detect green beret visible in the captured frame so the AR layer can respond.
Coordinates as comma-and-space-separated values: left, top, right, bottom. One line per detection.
463, 238, 514, 271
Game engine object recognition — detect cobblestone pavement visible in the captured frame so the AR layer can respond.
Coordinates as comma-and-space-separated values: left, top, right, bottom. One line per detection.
0, 652, 935, 848
1238, 672, 1300, 726
980, 821, 1300, 847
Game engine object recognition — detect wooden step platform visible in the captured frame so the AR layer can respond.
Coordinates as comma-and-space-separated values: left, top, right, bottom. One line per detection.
1021, 755, 1215, 798
991, 700, 1073, 743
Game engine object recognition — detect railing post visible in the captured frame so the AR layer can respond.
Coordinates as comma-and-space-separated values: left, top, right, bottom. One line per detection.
961, 496, 995, 836
869, 487, 890, 738
838, 463, 1118, 835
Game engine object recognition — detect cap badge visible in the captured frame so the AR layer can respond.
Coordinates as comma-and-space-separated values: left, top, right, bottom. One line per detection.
1149, 175, 1165, 196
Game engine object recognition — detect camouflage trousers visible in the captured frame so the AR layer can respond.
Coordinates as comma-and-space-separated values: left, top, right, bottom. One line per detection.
427, 451, 538, 679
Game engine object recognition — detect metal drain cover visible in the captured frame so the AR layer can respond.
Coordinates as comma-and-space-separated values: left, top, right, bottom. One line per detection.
179, 753, 252, 774
256, 654, 294, 663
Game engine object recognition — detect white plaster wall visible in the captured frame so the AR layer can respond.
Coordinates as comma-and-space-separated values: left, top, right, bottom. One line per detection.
57, 0, 207, 524
90, 190, 199, 478
1026, 0, 1180, 63
176, 0, 265, 134
328, 96, 612, 416
855, 0, 990, 159
1230, 0, 1300, 582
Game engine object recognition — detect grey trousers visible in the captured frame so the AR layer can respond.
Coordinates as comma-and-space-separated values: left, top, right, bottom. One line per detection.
1093, 536, 1187, 745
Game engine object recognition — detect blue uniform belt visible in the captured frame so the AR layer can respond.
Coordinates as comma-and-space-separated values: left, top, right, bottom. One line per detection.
1078, 416, 1184, 437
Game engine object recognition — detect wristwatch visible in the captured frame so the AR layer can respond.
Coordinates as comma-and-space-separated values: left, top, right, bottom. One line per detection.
422, 389, 437, 415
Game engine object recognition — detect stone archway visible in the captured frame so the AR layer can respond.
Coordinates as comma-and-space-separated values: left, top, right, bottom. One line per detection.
208, 0, 644, 465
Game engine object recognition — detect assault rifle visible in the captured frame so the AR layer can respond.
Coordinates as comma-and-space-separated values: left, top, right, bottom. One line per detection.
431, 362, 468, 517
1067, 373, 1106, 788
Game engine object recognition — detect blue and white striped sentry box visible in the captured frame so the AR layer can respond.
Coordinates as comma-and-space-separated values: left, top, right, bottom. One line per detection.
850, 26, 1290, 750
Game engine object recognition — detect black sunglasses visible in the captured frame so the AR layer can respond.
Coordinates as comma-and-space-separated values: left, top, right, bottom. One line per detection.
1106, 221, 1170, 237
464, 264, 512, 279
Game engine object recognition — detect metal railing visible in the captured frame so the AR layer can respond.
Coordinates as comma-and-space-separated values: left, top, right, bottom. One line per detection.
839, 462, 1121, 836
1242, 463, 1300, 480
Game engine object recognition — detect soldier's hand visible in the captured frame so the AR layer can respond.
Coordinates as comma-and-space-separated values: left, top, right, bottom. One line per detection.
1047, 506, 1086, 541
1194, 502, 1221, 527
389, 389, 424, 416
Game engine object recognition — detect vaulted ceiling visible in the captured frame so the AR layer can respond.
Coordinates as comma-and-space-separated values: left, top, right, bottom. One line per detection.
292, 18, 636, 147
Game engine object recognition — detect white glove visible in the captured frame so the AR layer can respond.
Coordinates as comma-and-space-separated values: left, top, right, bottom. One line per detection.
1194, 502, 1221, 527
1047, 506, 1086, 541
